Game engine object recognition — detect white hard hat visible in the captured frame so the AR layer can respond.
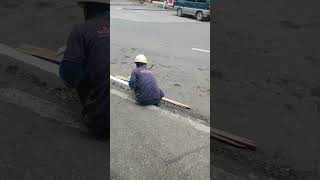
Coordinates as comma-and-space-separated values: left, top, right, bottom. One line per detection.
134, 54, 148, 64
77, 0, 110, 5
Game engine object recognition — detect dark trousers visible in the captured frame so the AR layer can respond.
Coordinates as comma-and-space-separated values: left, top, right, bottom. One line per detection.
139, 99, 161, 106
77, 81, 109, 139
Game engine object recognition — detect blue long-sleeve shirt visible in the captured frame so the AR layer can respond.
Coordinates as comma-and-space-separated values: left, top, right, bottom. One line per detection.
129, 65, 164, 103
60, 12, 109, 136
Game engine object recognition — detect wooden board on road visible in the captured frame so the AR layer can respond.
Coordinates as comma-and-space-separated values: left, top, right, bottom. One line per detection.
211, 133, 247, 148
16, 44, 61, 64
161, 97, 190, 109
211, 128, 257, 150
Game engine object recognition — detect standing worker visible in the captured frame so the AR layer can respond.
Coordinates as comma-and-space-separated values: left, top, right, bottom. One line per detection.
163, 0, 168, 9
59, 0, 109, 140
129, 54, 164, 106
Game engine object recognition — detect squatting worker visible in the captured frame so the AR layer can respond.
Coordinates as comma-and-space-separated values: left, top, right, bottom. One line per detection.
129, 54, 164, 106
59, 0, 109, 140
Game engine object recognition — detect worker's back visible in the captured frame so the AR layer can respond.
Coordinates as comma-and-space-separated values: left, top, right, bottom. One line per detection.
62, 12, 109, 137
65, 13, 109, 85
129, 65, 164, 103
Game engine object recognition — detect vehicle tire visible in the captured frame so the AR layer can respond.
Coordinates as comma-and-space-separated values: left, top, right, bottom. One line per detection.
177, 8, 183, 17
196, 11, 203, 21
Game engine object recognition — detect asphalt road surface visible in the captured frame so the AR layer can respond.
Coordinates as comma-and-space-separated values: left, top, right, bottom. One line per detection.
109, 1, 211, 179
110, 0, 210, 120
0, 0, 214, 179
0, 5, 212, 179
0, 41, 212, 180
0, 53, 108, 180
110, 88, 210, 180
214, 0, 320, 179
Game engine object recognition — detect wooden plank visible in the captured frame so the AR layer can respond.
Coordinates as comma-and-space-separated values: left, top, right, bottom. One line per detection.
211, 128, 256, 145
115, 74, 191, 109
161, 97, 190, 109
16, 44, 61, 64
211, 133, 247, 148
211, 128, 257, 150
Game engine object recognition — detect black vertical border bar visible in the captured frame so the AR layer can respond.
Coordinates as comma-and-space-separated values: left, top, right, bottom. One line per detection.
107, 3, 111, 179
210, 0, 214, 179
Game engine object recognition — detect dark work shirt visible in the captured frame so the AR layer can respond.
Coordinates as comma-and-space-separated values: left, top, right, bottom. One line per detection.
62, 12, 109, 128
129, 65, 164, 102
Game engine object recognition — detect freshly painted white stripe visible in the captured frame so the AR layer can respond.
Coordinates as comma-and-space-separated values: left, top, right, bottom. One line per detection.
110, 75, 129, 85
110, 89, 209, 134
192, 48, 210, 53
0, 43, 59, 75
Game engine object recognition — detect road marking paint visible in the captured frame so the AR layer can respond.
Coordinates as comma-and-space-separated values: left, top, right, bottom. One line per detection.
110, 88, 210, 134
0, 43, 59, 75
110, 75, 129, 85
192, 48, 210, 53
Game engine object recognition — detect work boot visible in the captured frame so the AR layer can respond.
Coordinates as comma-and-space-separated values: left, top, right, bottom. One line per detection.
92, 117, 109, 141
80, 113, 109, 141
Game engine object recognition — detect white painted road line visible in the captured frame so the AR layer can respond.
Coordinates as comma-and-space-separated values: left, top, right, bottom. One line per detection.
110, 88, 210, 134
110, 75, 129, 85
192, 48, 210, 53
0, 43, 59, 75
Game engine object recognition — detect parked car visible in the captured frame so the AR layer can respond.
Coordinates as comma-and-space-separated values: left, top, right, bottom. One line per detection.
173, 0, 211, 21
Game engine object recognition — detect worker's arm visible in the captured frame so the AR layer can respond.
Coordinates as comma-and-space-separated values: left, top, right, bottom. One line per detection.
160, 89, 164, 98
129, 71, 137, 89
59, 24, 86, 88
